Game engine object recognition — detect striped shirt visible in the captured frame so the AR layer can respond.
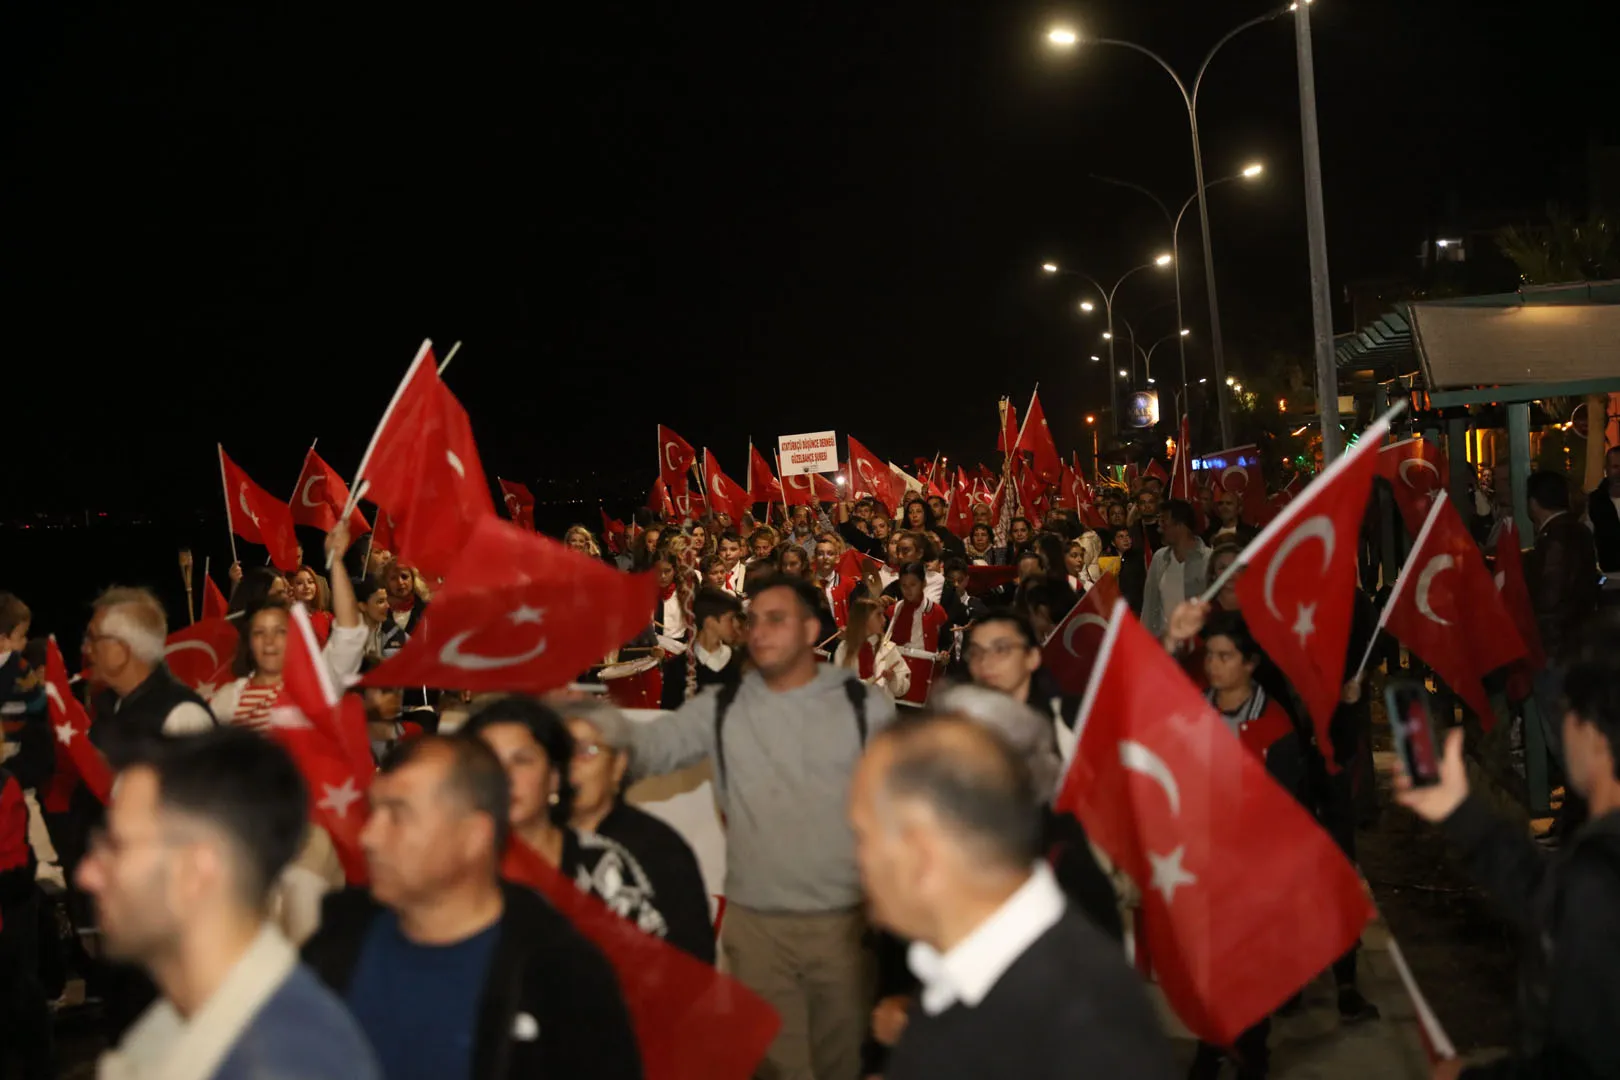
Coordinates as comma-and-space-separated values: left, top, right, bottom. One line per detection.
229, 681, 282, 733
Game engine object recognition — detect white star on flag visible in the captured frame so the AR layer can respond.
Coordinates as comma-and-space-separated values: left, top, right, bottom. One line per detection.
507, 605, 545, 625
318, 778, 363, 820
1148, 846, 1197, 904
55, 722, 76, 747
1291, 601, 1318, 648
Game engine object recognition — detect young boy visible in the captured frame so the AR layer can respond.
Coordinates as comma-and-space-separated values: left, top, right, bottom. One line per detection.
689, 587, 745, 691
717, 534, 746, 595
0, 594, 48, 790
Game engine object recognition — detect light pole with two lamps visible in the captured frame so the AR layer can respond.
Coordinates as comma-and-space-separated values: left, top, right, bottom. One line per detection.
1042, 255, 1172, 432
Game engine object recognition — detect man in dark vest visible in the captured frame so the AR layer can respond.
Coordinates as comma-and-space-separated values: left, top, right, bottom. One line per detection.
850, 713, 1173, 1079
86, 587, 215, 769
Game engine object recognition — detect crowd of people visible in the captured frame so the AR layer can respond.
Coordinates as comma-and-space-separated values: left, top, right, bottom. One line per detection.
0, 444, 1618, 1079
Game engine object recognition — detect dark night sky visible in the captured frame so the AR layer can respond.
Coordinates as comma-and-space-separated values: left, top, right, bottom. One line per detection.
4, 1, 1610, 515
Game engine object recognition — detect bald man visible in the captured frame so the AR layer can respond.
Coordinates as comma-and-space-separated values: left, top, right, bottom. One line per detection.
849, 715, 1172, 1079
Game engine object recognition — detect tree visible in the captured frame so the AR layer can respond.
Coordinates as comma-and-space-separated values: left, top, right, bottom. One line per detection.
1494, 204, 1615, 284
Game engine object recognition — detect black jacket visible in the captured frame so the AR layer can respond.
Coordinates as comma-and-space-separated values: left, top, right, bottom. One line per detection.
1443, 799, 1620, 1078
1528, 514, 1601, 659
303, 882, 642, 1080
885, 909, 1174, 1079
1588, 477, 1620, 573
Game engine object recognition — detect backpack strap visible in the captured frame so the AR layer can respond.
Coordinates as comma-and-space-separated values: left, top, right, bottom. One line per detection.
844, 678, 868, 747
712, 681, 744, 791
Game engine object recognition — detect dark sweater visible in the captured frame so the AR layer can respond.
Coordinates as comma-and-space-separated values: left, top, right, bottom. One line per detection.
885, 908, 1174, 1080
594, 802, 716, 964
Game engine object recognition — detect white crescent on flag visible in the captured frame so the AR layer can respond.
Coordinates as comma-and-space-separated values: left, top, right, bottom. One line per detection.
1262, 516, 1335, 621
1415, 554, 1455, 626
1119, 738, 1182, 816
445, 450, 466, 479
238, 484, 260, 527
1061, 613, 1109, 658
1398, 457, 1441, 490
299, 473, 326, 509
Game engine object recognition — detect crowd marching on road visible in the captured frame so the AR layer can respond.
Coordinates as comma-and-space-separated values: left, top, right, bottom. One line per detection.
3, 354, 1620, 1080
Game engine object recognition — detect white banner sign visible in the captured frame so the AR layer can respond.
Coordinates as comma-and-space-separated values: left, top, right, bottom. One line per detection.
777, 430, 840, 475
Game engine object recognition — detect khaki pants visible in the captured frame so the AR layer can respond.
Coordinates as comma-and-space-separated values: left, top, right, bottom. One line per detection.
722, 904, 873, 1080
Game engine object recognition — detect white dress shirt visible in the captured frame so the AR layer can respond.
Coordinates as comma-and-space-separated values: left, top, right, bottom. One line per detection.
660, 592, 687, 638
907, 861, 1067, 1015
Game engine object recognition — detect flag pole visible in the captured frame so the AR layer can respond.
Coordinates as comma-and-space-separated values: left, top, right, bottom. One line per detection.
774, 450, 791, 528
183, 553, 196, 625
1350, 492, 1444, 682
218, 444, 239, 567
437, 341, 462, 376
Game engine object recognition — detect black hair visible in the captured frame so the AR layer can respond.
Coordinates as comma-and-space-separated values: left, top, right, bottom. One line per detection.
969, 608, 1038, 650
381, 734, 513, 855
693, 586, 743, 629
1010, 516, 1031, 533
1561, 612, 1620, 780
1527, 470, 1570, 513
1163, 498, 1197, 531
942, 556, 969, 578
904, 499, 938, 530
748, 573, 825, 620
359, 574, 388, 599
226, 566, 286, 619
719, 532, 744, 548
1203, 610, 1263, 663
877, 714, 1041, 870
460, 697, 574, 828
139, 727, 309, 909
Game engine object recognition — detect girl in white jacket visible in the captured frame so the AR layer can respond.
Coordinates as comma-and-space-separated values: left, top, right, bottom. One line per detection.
832, 597, 910, 699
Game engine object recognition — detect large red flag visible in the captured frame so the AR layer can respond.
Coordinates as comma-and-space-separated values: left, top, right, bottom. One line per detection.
1014, 390, 1063, 484
502, 840, 780, 1080
944, 478, 974, 538
1379, 496, 1527, 728
1229, 414, 1392, 771
291, 448, 371, 537
219, 447, 300, 572
1203, 444, 1268, 527
748, 445, 783, 506
780, 470, 814, 508
498, 478, 537, 532
1492, 517, 1546, 672
163, 617, 239, 697
354, 341, 496, 583
1041, 574, 1120, 695
266, 604, 374, 882
371, 509, 398, 556
43, 638, 113, 805
658, 424, 697, 497
702, 449, 748, 523
846, 436, 891, 511
1376, 438, 1448, 532
360, 516, 657, 693
1056, 601, 1373, 1044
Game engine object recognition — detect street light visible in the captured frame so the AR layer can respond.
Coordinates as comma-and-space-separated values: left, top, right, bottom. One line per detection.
1088, 162, 1265, 424
1048, 6, 1292, 449
1101, 331, 1112, 340
1044, 257, 1172, 431
1180, 328, 1192, 336
1154, 253, 1173, 266
1090, 354, 1101, 361
1041, 262, 1059, 273
1079, 300, 1095, 312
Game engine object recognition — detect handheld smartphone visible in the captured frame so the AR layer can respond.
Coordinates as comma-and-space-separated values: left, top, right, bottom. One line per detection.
1384, 678, 1442, 787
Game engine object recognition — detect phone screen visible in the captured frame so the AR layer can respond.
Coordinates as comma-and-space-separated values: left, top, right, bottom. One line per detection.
1385, 679, 1441, 787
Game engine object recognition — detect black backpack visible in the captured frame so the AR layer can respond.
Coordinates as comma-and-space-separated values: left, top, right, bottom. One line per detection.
712, 677, 869, 790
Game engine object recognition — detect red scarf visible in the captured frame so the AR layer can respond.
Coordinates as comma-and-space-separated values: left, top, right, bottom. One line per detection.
659, 582, 678, 603
889, 597, 945, 651
388, 594, 417, 614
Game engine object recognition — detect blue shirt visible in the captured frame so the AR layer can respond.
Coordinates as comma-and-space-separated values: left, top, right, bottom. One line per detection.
214, 963, 380, 1080
345, 911, 500, 1080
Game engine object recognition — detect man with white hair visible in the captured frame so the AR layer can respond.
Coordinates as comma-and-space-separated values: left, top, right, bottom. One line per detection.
87, 587, 215, 771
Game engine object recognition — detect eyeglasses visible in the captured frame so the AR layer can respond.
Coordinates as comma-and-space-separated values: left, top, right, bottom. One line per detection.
964, 639, 1028, 663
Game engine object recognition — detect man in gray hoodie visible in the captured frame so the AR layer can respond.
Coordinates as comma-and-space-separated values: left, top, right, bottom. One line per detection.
627, 574, 897, 1080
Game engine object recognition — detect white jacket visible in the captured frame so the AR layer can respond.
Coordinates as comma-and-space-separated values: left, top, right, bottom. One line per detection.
833, 636, 911, 699
210, 622, 368, 723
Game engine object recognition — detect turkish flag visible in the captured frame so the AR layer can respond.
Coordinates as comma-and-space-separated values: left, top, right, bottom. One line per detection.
219, 447, 300, 572
1144, 458, 1170, 489
1014, 391, 1063, 484
837, 546, 887, 584
1171, 416, 1195, 503
291, 448, 371, 537
502, 840, 780, 1080
1381, 496, 1526, 728
601, 510, 627, 556
648, 477, 676, 519
371, 508, 398, 556
1492, 517, 1546, 675
1231, 416, 1391, 771
360, 516, 658, 693
963, 564, 1018, 596
202, 575, 230, 621
1041, 574, 1120, 695
1376, 438, 1448, 532
498, 478, 537, 532
162, 617, 239, 697
355, 341, 496, 585
748, 445, 783, 506
658, 424, 697, 497
944, 482, 974, 539
845, 436, 890, 511
1056, 601, 1373, 1044
703, 449, 748, 523
780, 470, 814, 508
43, 638, 113, 805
